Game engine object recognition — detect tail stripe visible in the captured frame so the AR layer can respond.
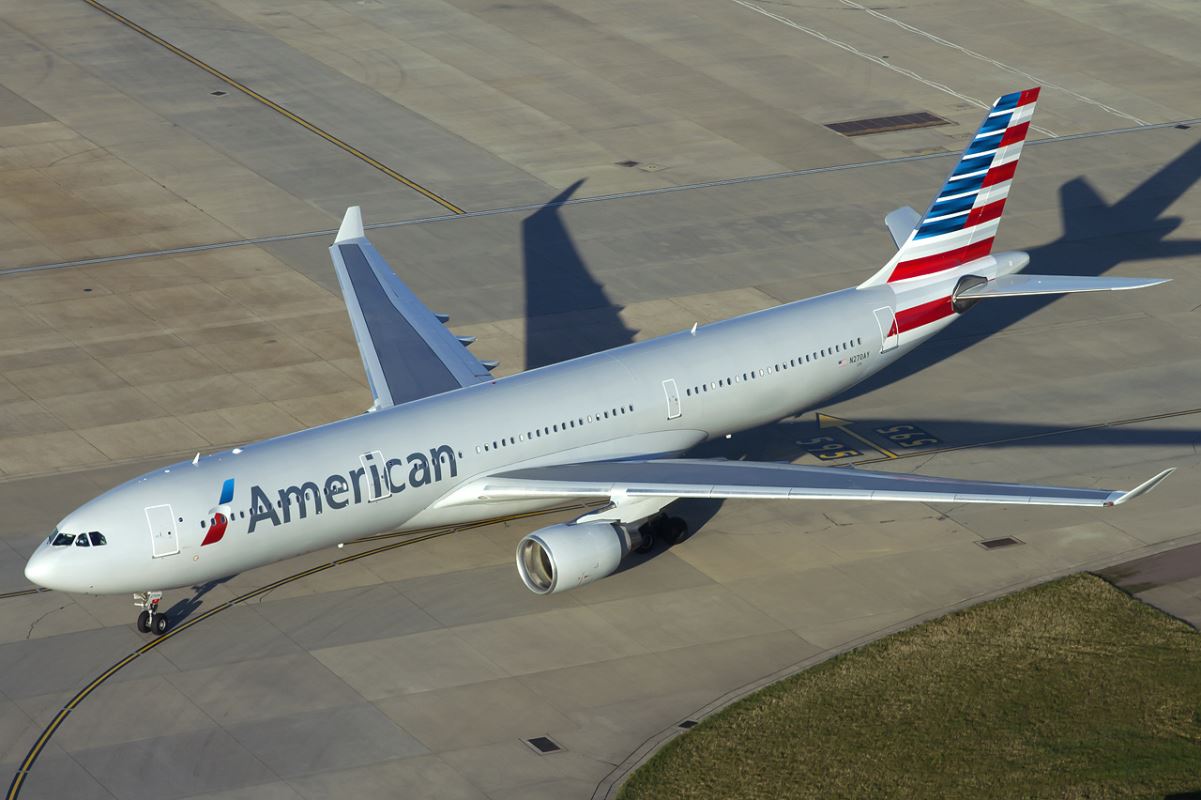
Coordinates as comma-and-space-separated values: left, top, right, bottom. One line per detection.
952, 153, 993, 177
889, 238, 995, 282
861, 87, 1040, 285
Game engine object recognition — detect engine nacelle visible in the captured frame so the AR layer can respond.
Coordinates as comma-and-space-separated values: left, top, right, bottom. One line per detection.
516, 521, 629, 595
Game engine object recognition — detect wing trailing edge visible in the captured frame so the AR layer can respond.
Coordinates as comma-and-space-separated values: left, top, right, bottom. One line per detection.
441, 459, 1173, 509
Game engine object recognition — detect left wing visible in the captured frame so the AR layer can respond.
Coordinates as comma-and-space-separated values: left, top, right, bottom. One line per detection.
329, 207, 495, 411
447, 459, 1172, 508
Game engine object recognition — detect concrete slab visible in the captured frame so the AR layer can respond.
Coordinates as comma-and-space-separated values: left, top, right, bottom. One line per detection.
70, 726, 278, 800
226, 703, 427, 778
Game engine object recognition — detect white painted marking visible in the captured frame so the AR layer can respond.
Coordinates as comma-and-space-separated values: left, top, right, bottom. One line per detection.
834, 0, 1149, 128
726, 0, 1059, 136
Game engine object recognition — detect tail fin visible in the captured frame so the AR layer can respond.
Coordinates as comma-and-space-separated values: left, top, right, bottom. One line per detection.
860, 88, 1040, 287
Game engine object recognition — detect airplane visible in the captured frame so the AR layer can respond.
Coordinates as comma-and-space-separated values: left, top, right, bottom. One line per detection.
24, 88, 1176, 635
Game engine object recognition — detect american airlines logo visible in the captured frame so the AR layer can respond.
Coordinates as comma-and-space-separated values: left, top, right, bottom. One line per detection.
201, 478, 235, 546
243, 445, 459, 534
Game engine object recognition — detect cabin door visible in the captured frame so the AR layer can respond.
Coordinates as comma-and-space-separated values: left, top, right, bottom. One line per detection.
873, 307, 900, 353
662, 379, 682, 420
146, 504, 180, 558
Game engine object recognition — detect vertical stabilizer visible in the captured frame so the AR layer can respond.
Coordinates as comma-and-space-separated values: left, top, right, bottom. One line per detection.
860, 88, 1040, 287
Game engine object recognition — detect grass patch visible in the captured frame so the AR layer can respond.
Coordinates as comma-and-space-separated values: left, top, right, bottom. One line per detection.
619, 574, 1201, 800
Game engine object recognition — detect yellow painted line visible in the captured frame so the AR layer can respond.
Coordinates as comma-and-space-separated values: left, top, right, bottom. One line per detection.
0, 589, 46, 601
816, 413, 898, 459
78, 0, 465, 216
4, 503, 589, 800
841, 425, 898, 459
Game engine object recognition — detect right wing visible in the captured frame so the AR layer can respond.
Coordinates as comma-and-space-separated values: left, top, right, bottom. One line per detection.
446, 458, 1173, 509
328, 207, 495, 411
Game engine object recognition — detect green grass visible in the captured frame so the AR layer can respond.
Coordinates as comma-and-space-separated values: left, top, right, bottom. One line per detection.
619, 574, 1201, 800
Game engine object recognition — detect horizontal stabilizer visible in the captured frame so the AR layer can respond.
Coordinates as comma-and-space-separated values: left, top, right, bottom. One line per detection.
955, 274, 1170, 300
885, 206, 920, 249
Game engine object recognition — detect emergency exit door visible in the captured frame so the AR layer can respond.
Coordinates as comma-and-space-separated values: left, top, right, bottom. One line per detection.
146, 504, 179, 558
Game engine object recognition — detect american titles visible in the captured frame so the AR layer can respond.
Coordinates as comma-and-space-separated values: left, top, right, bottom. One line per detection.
246, 445, 457, 533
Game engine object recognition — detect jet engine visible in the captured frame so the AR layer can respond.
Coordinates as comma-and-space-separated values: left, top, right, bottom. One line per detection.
516, 521, 628, 595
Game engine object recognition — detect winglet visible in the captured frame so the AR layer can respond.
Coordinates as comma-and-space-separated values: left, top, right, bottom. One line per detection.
1108, 468, 1175, 506
335, 206, 364, 243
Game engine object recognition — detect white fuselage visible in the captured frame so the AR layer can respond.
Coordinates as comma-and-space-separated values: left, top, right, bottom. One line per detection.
26, 272, 979, 595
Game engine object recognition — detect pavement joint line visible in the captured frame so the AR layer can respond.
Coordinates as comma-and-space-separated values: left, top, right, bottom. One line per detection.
3, 115, 1197, 279
77, 0, 464, 216
730, 0, 1060, 136
1, 501, 592, 800
832, 0, 1148, 128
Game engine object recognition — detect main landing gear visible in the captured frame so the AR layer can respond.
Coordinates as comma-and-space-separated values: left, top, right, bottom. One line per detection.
635, 514, 689, 553
134, 591, 169, 635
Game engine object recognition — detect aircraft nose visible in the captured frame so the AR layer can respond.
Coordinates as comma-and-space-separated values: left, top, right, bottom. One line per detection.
24, 543, 53, 588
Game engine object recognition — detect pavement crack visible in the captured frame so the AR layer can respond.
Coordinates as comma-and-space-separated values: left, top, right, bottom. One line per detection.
25, 604, 67, 640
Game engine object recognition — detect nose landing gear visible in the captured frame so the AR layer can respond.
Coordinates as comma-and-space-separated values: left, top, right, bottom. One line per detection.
134, 591, 169, 635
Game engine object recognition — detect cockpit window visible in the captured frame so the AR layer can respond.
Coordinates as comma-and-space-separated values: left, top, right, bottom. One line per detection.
88, 532, 107, 546
51, 531, 76, 547
75, 534, 90, 547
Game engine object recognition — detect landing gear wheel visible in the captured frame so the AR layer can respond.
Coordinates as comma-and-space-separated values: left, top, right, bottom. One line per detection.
153, 614, 169, 635
662, 516, 689, 545
133, 590, 164, 635
634, 523, 656, 554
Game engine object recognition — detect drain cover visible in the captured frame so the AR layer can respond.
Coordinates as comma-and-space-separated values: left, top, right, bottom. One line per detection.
978, 536, 1023, 550
525, 736, 563, 754
679, 720, 698, 729
826, 111, 950, 137
210, 90, 227, 96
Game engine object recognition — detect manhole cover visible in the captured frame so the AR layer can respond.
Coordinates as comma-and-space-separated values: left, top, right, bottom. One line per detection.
524, 736, 563, 754
978, 536, 1023, 550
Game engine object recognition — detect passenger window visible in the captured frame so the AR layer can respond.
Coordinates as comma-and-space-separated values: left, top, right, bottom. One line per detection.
89, 532, 106, 546
686, 388, 691, 396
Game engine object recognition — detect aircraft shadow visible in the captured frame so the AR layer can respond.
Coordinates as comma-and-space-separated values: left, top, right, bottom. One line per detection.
523, 180, 638, 370
164, 576, 232, 625
834, 136, 1201, 404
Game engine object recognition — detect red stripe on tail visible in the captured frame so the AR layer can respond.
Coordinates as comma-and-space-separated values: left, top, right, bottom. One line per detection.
896, 296, 955, 332
1000, 122, 1030, 147
888, 237, 995, 282
981, 160, 1018, 187
965, 198, 1006, 227
1017, 87, 1040, 107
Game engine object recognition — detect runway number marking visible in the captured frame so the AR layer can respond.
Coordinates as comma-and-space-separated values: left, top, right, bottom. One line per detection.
873, 424, 940, 449
797, 435, 861, 461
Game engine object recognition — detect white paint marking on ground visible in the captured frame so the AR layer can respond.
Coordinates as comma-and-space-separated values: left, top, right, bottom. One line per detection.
727, 0, 1059, 137
834, 0, 1148, 128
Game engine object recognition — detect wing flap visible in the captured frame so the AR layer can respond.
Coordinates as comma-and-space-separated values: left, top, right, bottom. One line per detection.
455, 459, 1172, 509
329, 207, 492, 410
955, 274, 1169, 300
